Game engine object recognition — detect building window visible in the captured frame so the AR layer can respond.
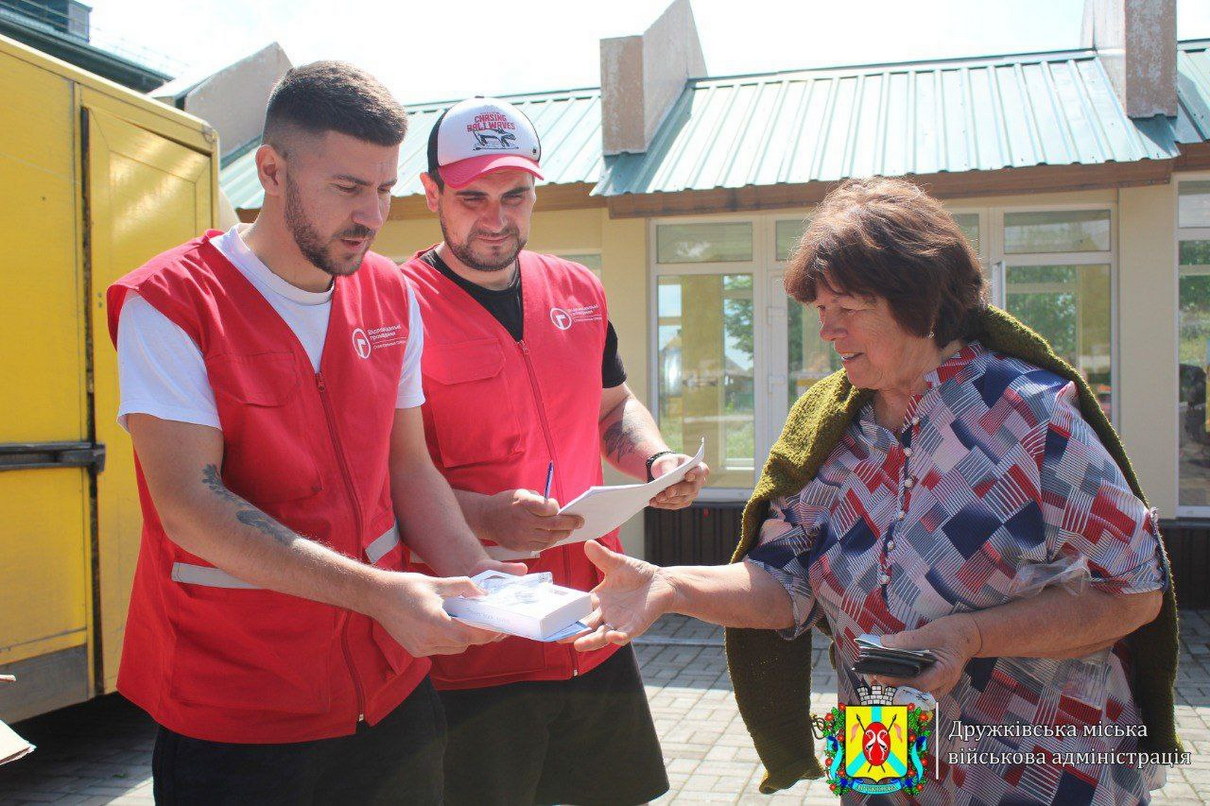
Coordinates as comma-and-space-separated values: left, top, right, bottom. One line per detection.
1004, 264, 1112, 415
1179, 182, 1210, 228
656, 274, 755, 488
953, 212, 981, 254
997, 208, 1114, 419
775, 218, 807, 261
1003, 210, 1111, 253
775, 215, 841, 408
656, 222, 753, 263
786, 301, 840, 409
1179, 241, 1210, 508
1178, 181, 1210, 513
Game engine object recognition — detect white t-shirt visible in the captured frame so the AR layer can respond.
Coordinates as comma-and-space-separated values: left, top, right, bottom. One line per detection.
116, 224, 424, 431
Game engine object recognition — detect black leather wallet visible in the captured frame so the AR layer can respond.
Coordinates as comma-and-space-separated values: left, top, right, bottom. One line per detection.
852, 656, 932, 677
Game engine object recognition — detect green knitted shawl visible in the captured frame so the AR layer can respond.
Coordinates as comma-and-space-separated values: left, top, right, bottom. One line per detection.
724, 305, 1181, 794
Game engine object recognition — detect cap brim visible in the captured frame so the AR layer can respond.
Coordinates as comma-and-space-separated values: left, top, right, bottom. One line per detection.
439, 155, 543, 188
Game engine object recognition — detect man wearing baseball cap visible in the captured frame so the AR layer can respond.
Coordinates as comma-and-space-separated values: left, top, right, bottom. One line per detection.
403, 97, 709, 805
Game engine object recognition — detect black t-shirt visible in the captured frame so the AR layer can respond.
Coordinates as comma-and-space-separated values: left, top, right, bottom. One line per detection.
420, 249, 627, 388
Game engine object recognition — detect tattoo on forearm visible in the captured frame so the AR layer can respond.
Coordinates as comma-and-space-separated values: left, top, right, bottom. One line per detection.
235, 509, 298, 547
602, 414, 646, 463
201, 464, 238, 502
201, 463, 297, 547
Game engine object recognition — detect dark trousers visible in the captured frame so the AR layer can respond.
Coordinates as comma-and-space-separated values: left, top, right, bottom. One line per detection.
152, 678, 445, 805
439, 645, 668, 806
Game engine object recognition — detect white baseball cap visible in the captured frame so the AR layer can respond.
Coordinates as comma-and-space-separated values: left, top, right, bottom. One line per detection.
426, 97, 543, 188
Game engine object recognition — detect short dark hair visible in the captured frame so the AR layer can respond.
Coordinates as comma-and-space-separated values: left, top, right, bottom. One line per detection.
783, 177, 986, 347
263, 61, 408, 150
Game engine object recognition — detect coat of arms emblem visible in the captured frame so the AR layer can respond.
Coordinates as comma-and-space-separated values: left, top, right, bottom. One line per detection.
815, 684, 933, 796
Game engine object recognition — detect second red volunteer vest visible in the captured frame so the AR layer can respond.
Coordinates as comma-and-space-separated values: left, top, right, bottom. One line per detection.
403, 250, 622, 689
107, 232, 427, 743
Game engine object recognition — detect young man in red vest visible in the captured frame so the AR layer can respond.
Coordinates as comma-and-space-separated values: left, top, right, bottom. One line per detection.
403, 97, 710, 806
109, 64, 521, 804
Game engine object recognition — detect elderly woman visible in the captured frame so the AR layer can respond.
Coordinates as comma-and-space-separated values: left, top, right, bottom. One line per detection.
574, 178, 1179, 804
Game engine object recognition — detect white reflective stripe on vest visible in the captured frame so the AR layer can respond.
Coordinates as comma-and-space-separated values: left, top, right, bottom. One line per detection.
171, 562, 261, 589
170, 524, 400, 587
365, 523, 401, 565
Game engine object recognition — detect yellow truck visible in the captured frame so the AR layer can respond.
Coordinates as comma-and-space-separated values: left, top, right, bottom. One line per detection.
0, 33, 218, 722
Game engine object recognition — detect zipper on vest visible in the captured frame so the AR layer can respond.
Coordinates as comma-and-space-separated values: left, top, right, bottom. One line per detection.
516, 341, 561, 490
339, 616, 366, 726
316, 371, 368, 725
516, 340, 579, 677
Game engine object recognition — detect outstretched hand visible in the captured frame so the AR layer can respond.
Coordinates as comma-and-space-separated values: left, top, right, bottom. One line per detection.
567, 541, 677, 652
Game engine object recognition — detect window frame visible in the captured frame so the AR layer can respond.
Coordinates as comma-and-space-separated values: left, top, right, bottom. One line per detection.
1175, 173, 1210, 518
649, 214, 777, 500
986, 203, 1119, 433
647, 203, 1118, 502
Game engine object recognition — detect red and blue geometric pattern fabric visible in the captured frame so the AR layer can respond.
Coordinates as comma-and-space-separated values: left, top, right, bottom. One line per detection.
747, 343, 1165, 805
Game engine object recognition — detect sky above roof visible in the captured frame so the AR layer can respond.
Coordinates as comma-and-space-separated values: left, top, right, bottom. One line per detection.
86, 0, 1210, 105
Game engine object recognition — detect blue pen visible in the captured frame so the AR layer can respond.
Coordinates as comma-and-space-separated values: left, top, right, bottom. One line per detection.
543, 460, 555, 500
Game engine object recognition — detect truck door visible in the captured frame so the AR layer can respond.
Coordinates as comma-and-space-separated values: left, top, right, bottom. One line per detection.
0, 40, 215, 725
84, 104, 213, 695
0, 50, 95, 723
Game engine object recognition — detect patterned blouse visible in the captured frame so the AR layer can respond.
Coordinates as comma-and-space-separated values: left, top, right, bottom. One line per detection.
746, 342, 1165, 806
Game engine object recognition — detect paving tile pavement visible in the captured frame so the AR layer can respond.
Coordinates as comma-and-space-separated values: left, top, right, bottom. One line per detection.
2, 610, 1209, 804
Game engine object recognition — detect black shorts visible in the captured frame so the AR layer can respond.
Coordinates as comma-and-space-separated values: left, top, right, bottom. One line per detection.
152, 678, 445, 805
439, 645, 668, 806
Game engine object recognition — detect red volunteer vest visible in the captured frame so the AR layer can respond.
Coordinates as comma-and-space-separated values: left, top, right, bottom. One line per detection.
403, 250, 621, 689
107, 232, 427, 743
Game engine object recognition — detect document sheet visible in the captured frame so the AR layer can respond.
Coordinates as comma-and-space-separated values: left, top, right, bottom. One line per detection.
486, 440, 706, 561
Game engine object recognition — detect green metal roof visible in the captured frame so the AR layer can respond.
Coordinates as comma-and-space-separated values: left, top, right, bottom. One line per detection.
222, 43, 1210, 210
597, 48, 1189, 197
1177, 40, 1210, 145
221, 87, 601, 211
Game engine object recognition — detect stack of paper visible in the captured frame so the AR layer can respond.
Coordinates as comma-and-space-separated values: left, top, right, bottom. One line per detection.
443, 571, 592, 642
0, 719, 34, 766
486, 439, 707, 561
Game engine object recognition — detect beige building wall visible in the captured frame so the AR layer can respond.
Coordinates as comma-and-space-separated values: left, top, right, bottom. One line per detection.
598, 217, 650, 557
1117, 184, 1178, 514
373, 217, 442, 262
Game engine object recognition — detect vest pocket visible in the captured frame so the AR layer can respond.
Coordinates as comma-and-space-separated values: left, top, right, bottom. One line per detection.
168, 586, 337, 715
370, 620, 413, 674
206, 351, 324, 503
424, 339, 523, 469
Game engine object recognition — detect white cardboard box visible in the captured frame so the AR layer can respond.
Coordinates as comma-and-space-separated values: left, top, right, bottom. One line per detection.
442, 571, 592, 641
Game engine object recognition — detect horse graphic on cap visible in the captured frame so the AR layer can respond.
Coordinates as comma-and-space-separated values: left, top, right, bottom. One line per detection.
474, 129, 518, 150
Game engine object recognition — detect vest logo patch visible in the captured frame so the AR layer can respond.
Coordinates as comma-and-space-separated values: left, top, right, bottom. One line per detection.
352, 328, 372, 359
550, 308, 572, 330
352, 324, 407, 359
549, 304, 602, 331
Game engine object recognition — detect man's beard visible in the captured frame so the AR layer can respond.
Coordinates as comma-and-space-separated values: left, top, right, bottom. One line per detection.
285, 176, 372, 277
440, 209, 526, 273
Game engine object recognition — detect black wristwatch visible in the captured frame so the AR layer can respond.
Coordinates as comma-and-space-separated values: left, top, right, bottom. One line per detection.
645, 450, 676, 482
